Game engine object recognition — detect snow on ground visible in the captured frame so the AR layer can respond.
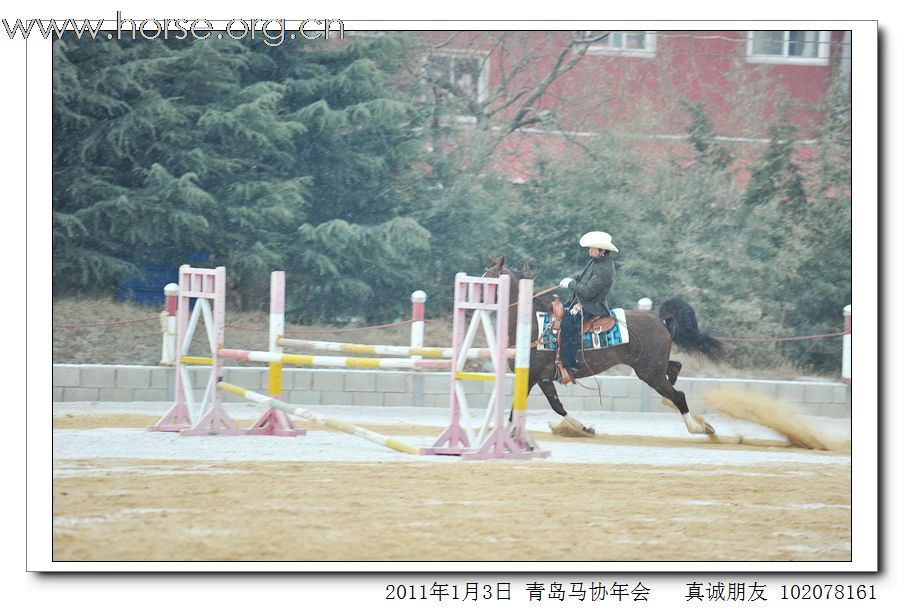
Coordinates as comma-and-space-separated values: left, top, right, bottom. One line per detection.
52, 401, 851, 469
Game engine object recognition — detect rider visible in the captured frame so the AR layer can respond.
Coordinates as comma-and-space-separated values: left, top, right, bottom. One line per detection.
557, 231, 618, 384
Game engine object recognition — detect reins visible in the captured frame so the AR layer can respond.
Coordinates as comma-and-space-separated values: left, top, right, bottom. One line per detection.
508, 284, 559, 310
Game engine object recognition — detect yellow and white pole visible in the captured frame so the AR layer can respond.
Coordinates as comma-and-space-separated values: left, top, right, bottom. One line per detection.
512, 278, 533, 433
219, 348, 451, 370
269, 271, 285, 398
277, 337, 514, 359
218, 382, 418, 454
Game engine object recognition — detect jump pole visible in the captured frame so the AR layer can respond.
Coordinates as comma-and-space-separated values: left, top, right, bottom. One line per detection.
245, 271, 305, 436
218, 382, 418, 455
218, 348, 452, 370
508, 278, 549, 456
277, 337, 514, 360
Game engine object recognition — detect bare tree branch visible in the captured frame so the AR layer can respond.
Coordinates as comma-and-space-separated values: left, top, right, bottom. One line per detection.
484, 88, 530, 117
507, 38, 590, 132
418, 31, 594, 175
464, 35, 591, 171
431, 32, 464, 50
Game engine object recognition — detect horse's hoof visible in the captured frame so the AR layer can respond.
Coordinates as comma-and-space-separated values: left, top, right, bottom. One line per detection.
684, 412, 715, 435
549, 419, 595, 438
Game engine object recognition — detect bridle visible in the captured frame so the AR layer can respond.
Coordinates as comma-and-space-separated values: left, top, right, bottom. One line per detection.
482, 266, 559, 309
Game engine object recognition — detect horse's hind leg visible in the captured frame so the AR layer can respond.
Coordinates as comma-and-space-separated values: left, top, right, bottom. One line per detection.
537, 380, 595, 436
639, 372, 714, 435
666, 360, 682, 385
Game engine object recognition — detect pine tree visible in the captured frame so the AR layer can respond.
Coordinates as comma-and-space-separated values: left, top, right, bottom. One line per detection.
53, 34, 432, 319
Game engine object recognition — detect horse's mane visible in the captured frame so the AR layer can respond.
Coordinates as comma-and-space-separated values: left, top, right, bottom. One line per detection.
505, 265, 530, 280
486, 255, 532, 281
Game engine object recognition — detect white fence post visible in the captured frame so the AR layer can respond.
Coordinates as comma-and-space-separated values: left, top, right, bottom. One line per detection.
842, 304, 851, 384
411, 290, 427, 406
637, 298, 652, 411
410, 290, 427, 347
160, 283, 179, 365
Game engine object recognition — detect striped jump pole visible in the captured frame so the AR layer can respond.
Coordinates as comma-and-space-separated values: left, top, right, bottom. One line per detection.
219, 348, 452, 370
218, 382, 418, 455
245, 271, 305, 437
508, 278, 549, 456
270, 270, 285, 394
277, 337, 514, 360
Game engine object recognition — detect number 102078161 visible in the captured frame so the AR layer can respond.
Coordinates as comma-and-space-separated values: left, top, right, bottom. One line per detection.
781, 584, 876, 600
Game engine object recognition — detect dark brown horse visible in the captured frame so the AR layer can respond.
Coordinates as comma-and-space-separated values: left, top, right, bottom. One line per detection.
484, 256, 725, 436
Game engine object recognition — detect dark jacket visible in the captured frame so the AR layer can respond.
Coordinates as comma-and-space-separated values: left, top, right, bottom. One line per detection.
566, 252, 615, 315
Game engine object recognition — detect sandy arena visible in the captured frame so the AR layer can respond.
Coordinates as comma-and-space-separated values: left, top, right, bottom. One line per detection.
52, 397, 851, 563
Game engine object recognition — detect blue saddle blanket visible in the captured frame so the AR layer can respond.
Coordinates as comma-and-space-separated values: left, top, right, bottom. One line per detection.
536, 308, 629, 352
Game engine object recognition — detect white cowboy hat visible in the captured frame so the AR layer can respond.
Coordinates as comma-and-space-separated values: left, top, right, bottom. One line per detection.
579, 231, 618, 253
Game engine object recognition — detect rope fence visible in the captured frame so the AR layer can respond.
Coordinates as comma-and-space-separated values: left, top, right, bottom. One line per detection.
53, 314, 847, 344
55, 288, 851, 383
52, 315, 159, 328
715, 331, 847, 344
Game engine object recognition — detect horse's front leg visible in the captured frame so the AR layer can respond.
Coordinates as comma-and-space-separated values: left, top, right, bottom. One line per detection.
537, 379, 595, 437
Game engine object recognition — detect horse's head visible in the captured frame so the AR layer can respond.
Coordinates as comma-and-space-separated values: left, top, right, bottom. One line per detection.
483, 255, 531, 281
484, 255, 539, 308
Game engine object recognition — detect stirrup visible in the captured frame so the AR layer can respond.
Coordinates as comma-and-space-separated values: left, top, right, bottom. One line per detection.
556, 362, 576, 385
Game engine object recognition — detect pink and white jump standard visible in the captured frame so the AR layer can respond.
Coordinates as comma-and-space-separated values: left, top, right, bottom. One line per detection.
420, 273, 549, 460
148, 265, 244, 435
151, 265, 548, 459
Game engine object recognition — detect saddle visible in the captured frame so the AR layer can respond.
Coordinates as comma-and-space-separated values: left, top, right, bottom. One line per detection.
550, 298, 616, 335
582, 313, 616, 335
545, 298, 615, 385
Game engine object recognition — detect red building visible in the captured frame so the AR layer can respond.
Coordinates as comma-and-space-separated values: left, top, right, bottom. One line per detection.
411, 30, 851, 183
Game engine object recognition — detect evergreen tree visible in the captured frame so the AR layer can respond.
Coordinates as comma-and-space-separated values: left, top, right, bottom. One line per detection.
742, 122, 807, 213
53, 38, 214, 292
53, 34, 432, 318
778, 72, 852, 371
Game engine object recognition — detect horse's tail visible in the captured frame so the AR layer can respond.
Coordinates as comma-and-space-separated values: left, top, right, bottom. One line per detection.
658, 298, 725, 363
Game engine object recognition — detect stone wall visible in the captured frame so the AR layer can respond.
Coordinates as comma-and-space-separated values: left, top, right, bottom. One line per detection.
53, 364, 851, 418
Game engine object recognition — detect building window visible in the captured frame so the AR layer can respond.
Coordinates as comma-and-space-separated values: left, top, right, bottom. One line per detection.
746, 31, 831, 65
582, 31, 657, 57
424, 53, 487, 101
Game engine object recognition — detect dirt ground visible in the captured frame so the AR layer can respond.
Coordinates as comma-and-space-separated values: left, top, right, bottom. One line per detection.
53, 415, 851, 563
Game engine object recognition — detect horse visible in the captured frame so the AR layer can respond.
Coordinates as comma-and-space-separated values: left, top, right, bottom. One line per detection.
483, 256, 726, 436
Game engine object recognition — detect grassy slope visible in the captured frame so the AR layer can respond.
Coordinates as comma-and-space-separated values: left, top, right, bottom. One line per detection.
52, 298, 827, 380
53, 298, 454, 366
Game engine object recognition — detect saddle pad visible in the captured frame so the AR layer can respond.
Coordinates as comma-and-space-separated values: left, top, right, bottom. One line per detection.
535, 308, 629, 352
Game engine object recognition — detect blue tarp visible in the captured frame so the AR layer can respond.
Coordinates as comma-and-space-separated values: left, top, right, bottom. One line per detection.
116, 256, 209, 305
